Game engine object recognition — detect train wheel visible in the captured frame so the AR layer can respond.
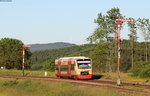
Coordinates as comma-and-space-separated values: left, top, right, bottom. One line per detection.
60, 76, 63, 78
73, 76, 78, 80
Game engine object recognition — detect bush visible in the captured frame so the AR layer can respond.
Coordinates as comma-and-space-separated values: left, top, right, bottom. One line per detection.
131, 61, 150, 78
131, 62, 143, 76
31, 63, 44, 70
139, 64, 150, 78
44, 59, 55, 71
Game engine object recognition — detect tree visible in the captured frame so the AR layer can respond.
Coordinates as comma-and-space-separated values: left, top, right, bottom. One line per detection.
89, 42, 110, 72
137, 18, 150, 61
106, 8, 124, 57
44, 58, 55, 71
87, 7, 123, 43
128, 20, 138, 69
0, 38, 31, 69
143, 19, 150, 61
87, 7, 123, 72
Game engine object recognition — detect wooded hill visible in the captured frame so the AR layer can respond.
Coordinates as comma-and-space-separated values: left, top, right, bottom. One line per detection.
30, 42, 76, 52
31, 44, 95, 70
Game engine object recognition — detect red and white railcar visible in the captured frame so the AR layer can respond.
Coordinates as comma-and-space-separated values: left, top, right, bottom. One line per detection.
55, 56, 92, 79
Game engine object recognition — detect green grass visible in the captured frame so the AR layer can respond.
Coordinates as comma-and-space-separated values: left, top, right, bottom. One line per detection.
97, 72, 150, 84
0, 79, 148, 96
0, 69, 150, 84
1, 69, 150, 84
0, 70, 149, 96
0, 69, 55, 77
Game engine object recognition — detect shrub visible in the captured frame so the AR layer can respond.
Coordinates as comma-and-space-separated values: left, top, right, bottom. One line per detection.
131, 61, 150, 78
44, 59, 55, 71
139, 64, 150, 78
31, 63, 44, 70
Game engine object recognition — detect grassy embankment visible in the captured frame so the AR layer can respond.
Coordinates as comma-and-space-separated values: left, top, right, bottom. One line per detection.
0, 69, 150, 96
0, 69, 150, 84
0, 69, 55, 77
0, 79, 149, 96
99, 73, 150, 84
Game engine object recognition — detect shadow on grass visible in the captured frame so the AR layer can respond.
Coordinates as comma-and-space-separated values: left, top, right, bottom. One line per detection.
91, 74, 103, 80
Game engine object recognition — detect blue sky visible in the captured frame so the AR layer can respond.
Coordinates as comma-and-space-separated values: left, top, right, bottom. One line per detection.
0, 0, 150, 44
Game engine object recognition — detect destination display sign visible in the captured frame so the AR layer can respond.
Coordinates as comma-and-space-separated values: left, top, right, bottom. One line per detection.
77, 61, 91, 63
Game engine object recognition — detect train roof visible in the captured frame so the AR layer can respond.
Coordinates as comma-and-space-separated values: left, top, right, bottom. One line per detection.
55, 56, 90, 61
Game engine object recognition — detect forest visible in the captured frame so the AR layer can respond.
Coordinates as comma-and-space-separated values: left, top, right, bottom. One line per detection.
30, 40, 150, 78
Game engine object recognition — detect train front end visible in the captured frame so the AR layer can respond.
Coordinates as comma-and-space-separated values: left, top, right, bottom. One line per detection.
74, 58, 92, 79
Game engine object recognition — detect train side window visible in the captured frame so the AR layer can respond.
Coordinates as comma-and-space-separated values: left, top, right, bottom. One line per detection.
71, 64, 74, 70
60, 65, 68, 71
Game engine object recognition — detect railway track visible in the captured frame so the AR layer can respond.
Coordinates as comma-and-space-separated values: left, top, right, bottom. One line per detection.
88, 79, 150, 88
0, 76, 150, 94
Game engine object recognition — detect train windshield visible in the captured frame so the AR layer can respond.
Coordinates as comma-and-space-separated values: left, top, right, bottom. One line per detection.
78, 63, 91, 69
77, 59, 91, 69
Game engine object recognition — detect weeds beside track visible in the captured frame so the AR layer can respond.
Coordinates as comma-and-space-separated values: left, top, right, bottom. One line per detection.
0, 75, 150, 95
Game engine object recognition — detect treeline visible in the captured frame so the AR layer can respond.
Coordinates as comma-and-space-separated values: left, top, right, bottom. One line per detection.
31, 44, 95, 70
31, 40, 150, 77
